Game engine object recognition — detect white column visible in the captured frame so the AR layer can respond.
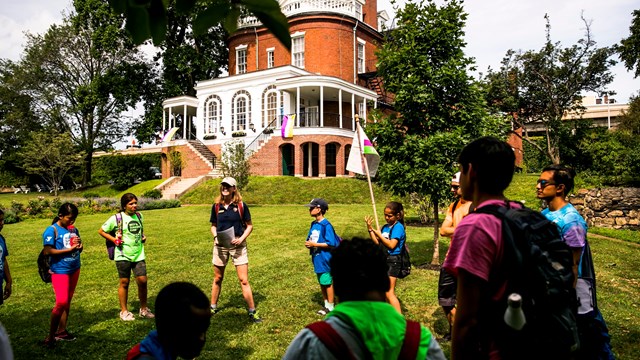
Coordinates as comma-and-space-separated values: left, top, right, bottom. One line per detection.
320, 85, 324, 127
339, 89, 343, 129
351, 93, 355, 130
162, 108, 166, 133
183, 105, 187, 140
307, 142, 313, 176
296, 87, 301, 127
363, 99, 367, 122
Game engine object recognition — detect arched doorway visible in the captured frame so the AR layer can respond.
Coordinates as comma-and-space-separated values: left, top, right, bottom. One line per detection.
281, 144, 295, 176
302, 142, 319, 177
325, 143, 338, 177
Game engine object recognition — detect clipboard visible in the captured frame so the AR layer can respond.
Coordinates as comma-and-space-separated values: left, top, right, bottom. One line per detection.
217, 227, 235, 249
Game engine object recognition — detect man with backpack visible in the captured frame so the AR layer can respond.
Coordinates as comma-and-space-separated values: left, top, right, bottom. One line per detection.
537, 165, 615, 360
283, 237, 445, 360
443, 137, 579, 359
437, 172, 471, 340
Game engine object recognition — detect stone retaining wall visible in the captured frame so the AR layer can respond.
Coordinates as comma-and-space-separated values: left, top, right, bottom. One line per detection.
570, 188, 640, 230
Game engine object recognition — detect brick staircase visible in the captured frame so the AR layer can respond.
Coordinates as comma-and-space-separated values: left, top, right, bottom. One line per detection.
159, 176, 211, 200
187, 139, 223, 177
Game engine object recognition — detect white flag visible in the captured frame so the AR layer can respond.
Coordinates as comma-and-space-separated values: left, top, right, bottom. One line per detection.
346, 122, 380, 176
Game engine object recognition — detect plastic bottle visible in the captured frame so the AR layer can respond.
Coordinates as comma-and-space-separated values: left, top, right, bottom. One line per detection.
504, 293, 527, 330
68, 225, 80, 247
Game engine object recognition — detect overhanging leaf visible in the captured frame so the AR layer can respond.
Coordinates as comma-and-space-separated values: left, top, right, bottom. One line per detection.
108, 0, 128, 14
149, 0, 167, 45
175, 0, 197, 14
193, 3, 231, 36
253, 10, 290, 50
223, 7, 240, 35
125, 6, 151, 44
241, 0, 281, 12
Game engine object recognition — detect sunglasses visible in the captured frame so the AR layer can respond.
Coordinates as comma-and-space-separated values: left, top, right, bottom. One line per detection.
451, 185, 459, 190
537, 179, 556, 188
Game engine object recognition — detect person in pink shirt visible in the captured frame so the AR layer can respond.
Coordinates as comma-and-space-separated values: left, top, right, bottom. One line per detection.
443, 137, 519, 360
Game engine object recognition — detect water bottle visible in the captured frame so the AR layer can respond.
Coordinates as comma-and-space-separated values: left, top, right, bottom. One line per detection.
68, 225, 80, 247
504, 293, 526, 330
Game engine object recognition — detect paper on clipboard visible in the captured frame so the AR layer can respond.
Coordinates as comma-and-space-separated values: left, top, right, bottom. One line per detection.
217, 227, 236, 248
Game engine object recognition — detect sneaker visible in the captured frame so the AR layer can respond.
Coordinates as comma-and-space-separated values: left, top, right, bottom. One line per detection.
54, 330, 76, 341
210, 306, 220, 314
316, 307, 330, 316
248, 311, 263, 323
120, 310, 135, 321
139, 307, 155, 319
41, 337, 56, 349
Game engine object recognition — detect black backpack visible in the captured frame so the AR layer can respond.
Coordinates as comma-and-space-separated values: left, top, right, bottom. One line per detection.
475, 202, 580, 359
38, 225, 58, 283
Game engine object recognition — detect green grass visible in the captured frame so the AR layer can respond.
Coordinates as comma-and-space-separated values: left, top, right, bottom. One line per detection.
0, 204, 638, 359
590, 227, 640, 245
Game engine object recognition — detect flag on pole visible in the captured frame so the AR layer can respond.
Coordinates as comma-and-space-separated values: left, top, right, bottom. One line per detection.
346, 122, 380, 176
281, 114, 295, 138
161, 127, 180, 142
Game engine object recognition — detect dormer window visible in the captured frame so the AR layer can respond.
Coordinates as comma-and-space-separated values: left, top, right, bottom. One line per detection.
355, 3, 363, 21
236, 44, 248, 74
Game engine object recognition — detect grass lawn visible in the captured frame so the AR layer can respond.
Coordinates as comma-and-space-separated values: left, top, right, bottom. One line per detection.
0, 203, 639, 359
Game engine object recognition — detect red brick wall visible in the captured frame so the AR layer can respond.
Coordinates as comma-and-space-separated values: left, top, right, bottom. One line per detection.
162, 145, 220, 178
249, 134, 354, 177
228, 14, 382, 83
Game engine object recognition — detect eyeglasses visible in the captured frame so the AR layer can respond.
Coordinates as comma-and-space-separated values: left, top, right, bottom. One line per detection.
537, 179, 556, 188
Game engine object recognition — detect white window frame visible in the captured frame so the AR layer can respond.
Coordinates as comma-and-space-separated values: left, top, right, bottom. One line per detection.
355, 2, 363, 21
267, 47, 275, 69
291, 32, 305, 68
357, 38, 366, 74
264, 91, 278, 127
204, 95, 221, 135
236, 44, 248, 74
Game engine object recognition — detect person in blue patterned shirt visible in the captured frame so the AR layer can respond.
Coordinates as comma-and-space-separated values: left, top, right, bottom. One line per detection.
537, 165, 615, 360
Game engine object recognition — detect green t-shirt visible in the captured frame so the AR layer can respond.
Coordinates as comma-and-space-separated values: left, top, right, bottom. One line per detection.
101, 212, 145, 262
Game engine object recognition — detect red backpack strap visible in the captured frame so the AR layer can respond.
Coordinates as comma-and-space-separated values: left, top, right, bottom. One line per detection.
399, 320, 422, 360
238, 201, 244, 219
306, 321, 356, 360
126, 343, 142, 360
215, 203, 220, 221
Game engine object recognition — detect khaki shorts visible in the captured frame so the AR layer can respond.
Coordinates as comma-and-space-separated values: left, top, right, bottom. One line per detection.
212, 241, 248, 267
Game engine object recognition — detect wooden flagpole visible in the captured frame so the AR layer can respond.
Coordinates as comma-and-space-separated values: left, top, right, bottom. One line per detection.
355, 114, 380, 229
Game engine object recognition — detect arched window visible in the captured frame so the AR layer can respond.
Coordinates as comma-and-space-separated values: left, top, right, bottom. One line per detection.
262, 85, 282, 127
231, 90, 251, 131
204, 94, 221, 134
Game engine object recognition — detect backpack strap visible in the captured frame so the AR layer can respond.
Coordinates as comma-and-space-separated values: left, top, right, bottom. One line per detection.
126, 343, 143, 360
399, 320, 422, 360
215, 202, 246, 228
451, 199, 460, 218
115, 212, 123, 234
306, 321, 357, 360
135, 211, 143, 236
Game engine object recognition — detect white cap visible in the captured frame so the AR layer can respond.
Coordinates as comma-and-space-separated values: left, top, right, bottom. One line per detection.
452, 172, 461, 183
221, 177, 237, 187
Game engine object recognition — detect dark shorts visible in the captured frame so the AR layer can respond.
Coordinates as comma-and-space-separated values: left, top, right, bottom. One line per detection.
438, 268, 457, 307
387, 254, 403, 278
116, 260, 147, 279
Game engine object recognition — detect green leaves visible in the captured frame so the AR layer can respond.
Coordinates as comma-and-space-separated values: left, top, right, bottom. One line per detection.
617, 9, 640, 78
109, 0, 291, 50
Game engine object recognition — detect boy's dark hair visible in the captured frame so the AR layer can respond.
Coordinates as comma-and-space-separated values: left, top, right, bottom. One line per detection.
51, 203, 79, 225
458, 136, 515, 195
542, 164, 576, 195
120, 193, 138, 211
330, 237, 390, 301
155, 282, 209, 333
0, 209, 3, 216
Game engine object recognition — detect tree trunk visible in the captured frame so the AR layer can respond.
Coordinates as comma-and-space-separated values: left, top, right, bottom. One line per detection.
83, 150, 93, 185
430, 201, 440, 266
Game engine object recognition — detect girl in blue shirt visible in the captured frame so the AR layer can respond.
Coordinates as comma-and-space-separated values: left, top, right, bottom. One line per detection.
365, 201, 407, 314
42, 203, 82, 348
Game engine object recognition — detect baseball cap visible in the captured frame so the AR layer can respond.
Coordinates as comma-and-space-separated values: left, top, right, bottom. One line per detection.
221, 177, 237, 187
452, 172, 461, 184
304, 198, 329, 211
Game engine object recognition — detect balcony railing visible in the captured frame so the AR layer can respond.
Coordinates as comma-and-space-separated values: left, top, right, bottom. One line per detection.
238, 0, 357, 28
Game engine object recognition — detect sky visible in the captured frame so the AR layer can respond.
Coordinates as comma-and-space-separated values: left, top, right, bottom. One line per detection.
1, 0, 638, 103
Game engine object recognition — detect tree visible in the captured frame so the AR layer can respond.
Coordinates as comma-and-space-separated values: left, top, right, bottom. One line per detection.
484, 14, 616, 165
0, 59, 43, 182
107, 0, 291, 49
20, 132, 84, 197
370, 0, 504, 266
618, 9, 640, 78
134, 1, 229, 143
618, 94, 640, 135
16, 0, 154, 184
220, 140, 251, 190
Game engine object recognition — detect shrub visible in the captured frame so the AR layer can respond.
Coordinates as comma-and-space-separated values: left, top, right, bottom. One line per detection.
83, 192, 100, 199
220, 140, 251, 190
92, 153, 161, 187
2, 209, 19, 224
142, 189, 162, 199
232, 131, 246, 137
138, 199, 181, 210
262, 127, 274, 134
203, 134, 217, 140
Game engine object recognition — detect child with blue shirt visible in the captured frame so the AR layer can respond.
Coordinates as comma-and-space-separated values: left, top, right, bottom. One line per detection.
304, 198, 339, 316
365, 201, 407, 314
0, 209, 12, 306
